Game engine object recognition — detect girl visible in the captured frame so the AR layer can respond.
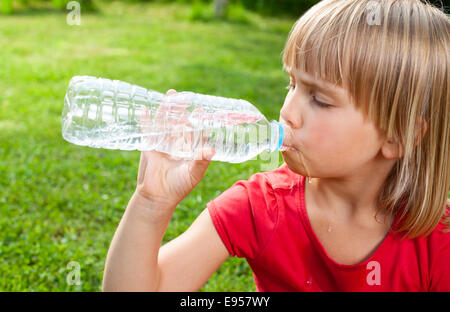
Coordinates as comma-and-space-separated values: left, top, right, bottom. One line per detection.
103, 0, 449, 291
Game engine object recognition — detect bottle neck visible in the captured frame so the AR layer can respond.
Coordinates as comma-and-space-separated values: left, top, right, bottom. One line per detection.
270, 120, 287, 152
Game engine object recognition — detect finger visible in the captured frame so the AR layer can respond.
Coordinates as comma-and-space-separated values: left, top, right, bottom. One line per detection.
149, 89, 177, 149
189, 147, 216, 184
166, 89, 189, 118
193, 146, 216, 161
138, 107, 159, 148
137, 151, 148, 184
164, 90, 192, 153
138, 89, 179, 152
155, 89, 176, 118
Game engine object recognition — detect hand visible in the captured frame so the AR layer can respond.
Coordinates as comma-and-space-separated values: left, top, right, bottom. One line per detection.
134, 89, 215, 212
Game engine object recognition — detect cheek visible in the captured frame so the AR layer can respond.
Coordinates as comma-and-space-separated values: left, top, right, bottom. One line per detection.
304, 120, 335, 151
307, 118, 379, 167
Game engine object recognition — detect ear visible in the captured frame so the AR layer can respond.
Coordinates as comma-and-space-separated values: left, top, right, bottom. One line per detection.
414, 118, 428, 146
381, 139, 403, 159
381, 118, 428, 160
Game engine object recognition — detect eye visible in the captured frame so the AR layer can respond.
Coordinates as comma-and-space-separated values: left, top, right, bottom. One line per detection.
311, 94, 331, 108
285, 84, 295, 91
286, 83, 332, 108
309, 90, 331, 108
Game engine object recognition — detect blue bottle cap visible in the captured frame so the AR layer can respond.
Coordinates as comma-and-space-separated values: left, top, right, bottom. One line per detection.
270, 120, 284, 151
277, 121, 284, 151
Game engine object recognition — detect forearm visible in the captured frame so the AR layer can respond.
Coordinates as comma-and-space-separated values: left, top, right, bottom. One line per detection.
102, 193, 175, 291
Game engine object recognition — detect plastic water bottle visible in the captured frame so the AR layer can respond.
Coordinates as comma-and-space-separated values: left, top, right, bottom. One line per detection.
62, 76, 289, 163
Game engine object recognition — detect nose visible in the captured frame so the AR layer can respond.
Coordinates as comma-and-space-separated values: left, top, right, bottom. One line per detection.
280, 95, 303, 129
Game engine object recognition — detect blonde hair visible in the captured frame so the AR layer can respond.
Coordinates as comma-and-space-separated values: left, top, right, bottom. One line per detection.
282, 0, 449, 239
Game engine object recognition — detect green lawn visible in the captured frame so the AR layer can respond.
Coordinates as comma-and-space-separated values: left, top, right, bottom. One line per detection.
0, 1, 295, 291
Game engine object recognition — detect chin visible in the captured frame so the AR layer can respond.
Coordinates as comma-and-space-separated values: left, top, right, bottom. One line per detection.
281, 151, 305, 176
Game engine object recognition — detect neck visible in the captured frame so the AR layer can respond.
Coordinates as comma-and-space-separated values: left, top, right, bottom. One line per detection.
307, 156, 396, 224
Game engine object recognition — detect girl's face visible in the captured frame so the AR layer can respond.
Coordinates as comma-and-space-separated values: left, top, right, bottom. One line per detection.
280, 69, 386, 178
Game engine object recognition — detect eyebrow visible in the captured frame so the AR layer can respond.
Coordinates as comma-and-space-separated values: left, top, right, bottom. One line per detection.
285, 68, 339, 97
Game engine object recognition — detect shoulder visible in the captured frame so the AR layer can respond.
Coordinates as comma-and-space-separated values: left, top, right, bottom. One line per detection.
388, 205, 450, 290
248, 163, 301, 190
426, 204, 450, 291
429, 204, 450, 238
219, 163, 300, 211
206, 163, 302, 259
226, 163, 301, 210
389, 204, 450, 264
428, 204, 450, 247
420, 205, 450, 256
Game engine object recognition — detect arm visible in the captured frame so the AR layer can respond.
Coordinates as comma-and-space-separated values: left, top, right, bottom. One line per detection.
102, 193, 229, 292
157, 206, 230, 291
102, 89, 228, 291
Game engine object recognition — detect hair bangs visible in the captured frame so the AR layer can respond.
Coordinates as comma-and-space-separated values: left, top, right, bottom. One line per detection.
282, 10, 345, 89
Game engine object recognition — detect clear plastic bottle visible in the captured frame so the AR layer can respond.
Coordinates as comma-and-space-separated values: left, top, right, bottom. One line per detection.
62, 76, 289, 163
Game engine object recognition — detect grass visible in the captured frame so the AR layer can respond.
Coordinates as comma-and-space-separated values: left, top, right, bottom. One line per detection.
0, 1, 295, 291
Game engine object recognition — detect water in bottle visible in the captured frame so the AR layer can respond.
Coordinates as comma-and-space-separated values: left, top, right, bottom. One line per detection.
62, 76, 290, 163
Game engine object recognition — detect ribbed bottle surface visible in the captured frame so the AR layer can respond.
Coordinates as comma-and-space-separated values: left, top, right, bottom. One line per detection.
62, 76, 282, 163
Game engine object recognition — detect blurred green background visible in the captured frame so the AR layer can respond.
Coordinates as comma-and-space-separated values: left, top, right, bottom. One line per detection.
2, 0, 447, 293
1, 0, 321, 16
0, 0, 317, 291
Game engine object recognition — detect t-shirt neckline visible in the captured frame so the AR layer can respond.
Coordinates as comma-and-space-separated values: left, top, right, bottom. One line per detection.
297, 175, 396, 270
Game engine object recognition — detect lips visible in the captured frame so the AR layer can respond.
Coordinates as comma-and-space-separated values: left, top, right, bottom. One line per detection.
282, 145, 297, 151
279, 142, 297, 152
279, 122, 298, 151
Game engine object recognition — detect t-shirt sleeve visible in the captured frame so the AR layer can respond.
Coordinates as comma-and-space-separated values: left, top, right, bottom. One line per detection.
428, 205, 450, 291
207, 173, 278, 260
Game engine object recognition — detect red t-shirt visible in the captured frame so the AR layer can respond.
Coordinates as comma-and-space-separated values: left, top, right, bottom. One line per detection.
207, 163, 450, 291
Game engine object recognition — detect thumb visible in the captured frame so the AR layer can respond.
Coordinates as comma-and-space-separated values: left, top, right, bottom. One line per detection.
188, 147, 215, 184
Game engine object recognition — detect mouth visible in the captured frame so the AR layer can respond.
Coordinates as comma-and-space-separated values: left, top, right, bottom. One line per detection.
278, 122, 298, 151
280, 144, 298, 152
